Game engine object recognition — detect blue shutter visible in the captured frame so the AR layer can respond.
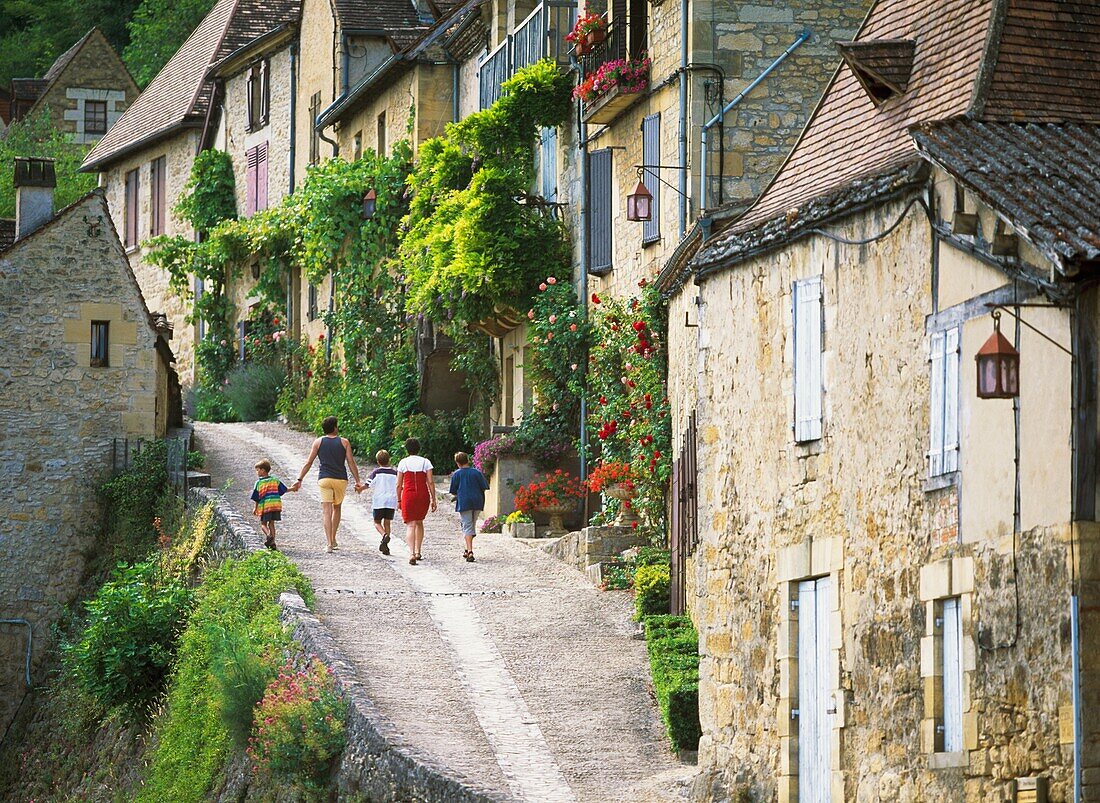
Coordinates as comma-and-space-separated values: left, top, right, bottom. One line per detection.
642, 113, 660, 244
541, 127, 558, 201
588, 148, 613, 274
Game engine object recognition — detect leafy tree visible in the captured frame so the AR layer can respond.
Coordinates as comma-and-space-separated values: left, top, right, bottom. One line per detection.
0, 111, 96, 219
123, 0, 216, 87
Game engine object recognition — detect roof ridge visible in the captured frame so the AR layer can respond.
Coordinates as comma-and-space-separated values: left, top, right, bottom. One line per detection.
183, 0, 244, 122
965, 0, 1008, 118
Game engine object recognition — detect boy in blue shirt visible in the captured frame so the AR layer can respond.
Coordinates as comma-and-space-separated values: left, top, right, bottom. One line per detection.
449, 451, 490, 563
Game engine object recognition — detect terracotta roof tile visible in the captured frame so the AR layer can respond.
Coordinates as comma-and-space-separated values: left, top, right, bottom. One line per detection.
693, 0, 994, 271
836, 39, 916, 99
333, 0, 427, 35
82, 0, 300, 171
43, 28, 98, 82
912, 120, 1100, 271
10, 79, 49, 102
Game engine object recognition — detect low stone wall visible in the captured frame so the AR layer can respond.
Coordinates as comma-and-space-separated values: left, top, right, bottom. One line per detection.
545, 526, 648, 573
188, 488, 505, 803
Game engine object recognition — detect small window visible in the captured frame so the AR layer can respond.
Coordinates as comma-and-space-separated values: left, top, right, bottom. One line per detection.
929, 328, 960, 476
352, 131, 362, 161
124, 168, 139, 248
90, 321, 109, 367
85, 100, 108, 136
377, 111, 387, 156
150, 156, 166, 236
309, 92, 322, 165
247, 60, 269, 130
307, 283, 318, 321
793, 276, 823, 442
938, 597, 964, 752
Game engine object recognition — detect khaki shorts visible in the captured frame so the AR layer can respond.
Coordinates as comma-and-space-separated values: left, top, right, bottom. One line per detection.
318, 478, 348, 504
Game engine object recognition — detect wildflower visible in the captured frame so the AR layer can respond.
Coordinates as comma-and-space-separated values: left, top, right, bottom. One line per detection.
219, 339, 227, 346
318, 332, 325, 341
571, 363, 578, 370
539, 282, 548, 291
638, 279, 648, 288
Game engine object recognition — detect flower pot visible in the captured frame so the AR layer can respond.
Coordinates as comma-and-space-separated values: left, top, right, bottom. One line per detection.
535, 503, 574, 536
604, 483, 641, 527
573, 40, 589, 56
587, 28, 606, 45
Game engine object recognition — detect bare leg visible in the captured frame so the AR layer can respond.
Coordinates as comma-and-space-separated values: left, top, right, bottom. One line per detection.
331, 503, 342, 546
415, 521, 426, 558
406, 521, 417, 562
322, 502, 334, 549
374, 519, 386, 537
464, 534, 474, 554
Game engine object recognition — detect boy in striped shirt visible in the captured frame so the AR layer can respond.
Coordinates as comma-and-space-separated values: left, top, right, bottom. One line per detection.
252, 459, 290, 550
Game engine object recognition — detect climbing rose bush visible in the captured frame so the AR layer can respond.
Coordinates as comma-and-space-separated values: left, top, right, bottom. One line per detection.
514, 469, 586, 513
248, 656, 347, 790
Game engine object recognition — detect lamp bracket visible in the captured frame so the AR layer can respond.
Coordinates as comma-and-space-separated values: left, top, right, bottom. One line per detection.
984, 303, 1072, 356
634, 164, 689, 199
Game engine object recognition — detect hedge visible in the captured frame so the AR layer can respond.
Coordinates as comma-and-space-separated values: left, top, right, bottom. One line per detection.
644, 615, 701, 752
634, 561, 671, 620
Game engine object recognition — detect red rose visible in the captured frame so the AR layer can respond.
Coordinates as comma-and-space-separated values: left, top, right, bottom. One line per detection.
592, 293, 601, 304
632, 321, 645, 332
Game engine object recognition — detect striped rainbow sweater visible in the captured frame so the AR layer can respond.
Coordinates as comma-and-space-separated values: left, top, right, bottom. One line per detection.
251, 476, 287, 516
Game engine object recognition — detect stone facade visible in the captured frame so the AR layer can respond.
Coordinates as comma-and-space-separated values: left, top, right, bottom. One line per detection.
24, 28, 138, 144
665, 174, 1085, 800
0, 190, 172, 734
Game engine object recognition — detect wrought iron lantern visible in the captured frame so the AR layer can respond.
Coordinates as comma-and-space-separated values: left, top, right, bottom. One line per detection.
361, 188, 377, 219
626, 180, 652, 222
975, 312, 1019, 399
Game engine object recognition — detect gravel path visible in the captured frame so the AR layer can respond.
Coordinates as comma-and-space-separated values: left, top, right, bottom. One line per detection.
195, 421, 692, 803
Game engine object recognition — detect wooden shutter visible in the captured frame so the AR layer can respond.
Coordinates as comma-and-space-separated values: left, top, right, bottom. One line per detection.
245, 146, 257, 216
943, 327, 960, 473
941, 597, 963, 751
125, 168, 139, 247
256, 142, 268, 212
238, 320, 247, 360
541, 127, 557, 201
150, 157, 165, 236
247, 67, 256, 129
260, 60, 269, 126
798, 577, 832, 803
587, 148, 612, 274
928, 330, 945, 476
793, 276, 823, 442
642, 113, 660, 244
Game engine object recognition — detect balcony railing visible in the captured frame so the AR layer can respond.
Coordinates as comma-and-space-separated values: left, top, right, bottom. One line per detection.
478, 0, 577, 109
577, 19, 626, 77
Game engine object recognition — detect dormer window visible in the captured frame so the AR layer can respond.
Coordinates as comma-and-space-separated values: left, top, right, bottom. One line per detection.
836, 39, 915, 106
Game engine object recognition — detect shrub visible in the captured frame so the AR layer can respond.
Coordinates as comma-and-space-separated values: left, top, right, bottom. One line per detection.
139, 551, 312, 803
391, 410, 475, 468
208, 625, 281, 749
63, 560, 194, 717
98, 439, 170, 561
190, 384, 238, 423
634, 562, 670, 620
248, 656, 347, 791
601, 559, 633, 591
636, 546, 670, 568
644, 615, 701, 752
223, 362, 286, 421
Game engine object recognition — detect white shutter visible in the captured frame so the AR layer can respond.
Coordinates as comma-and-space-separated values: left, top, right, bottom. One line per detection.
929, 330, 946, 476
541, 127, 557, 201
793, 277, 823, 442
942, 597, 963, 752
943, 327, 960, 474
798, 577, 832, 803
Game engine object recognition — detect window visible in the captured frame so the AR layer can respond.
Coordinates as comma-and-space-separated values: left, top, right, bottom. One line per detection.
245, 142, 269, 216
929, 327, 960, 476
539, 127, 557, 201
587, 148, 612, 275
84, 100, 107, 136
939, 597, 964, 752
307, 283, 318, 321
247, 60, 269, 130
90, 321, 109, 367
641, 113, 660, 245
377, 111, 387, 156
797, 576, 833, 801
309, 92, 321, 165
628, 0, 649, 56
352, 131, 362, 161
793, 276, 823, 442
124, 168, 139, 248
150, 156, 166, 236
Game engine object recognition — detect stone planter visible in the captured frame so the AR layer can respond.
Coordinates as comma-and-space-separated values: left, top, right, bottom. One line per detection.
503, 521, 537, 539
604, 483, 641, 527
535, 503, 574, 536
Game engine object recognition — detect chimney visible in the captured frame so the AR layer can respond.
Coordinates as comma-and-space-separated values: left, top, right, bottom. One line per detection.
14, 157, 56, 240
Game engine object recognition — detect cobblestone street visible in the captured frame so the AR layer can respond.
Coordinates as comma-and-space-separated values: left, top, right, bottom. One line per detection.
196, 421, 692, 803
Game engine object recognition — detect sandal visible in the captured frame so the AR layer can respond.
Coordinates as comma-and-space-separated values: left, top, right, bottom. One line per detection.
466, 552, 475, 563
409, 556, 418, 565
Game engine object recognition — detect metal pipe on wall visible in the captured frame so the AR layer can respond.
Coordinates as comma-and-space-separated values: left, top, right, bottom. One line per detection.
677, 0, 688, 236
0, 619, 32, 687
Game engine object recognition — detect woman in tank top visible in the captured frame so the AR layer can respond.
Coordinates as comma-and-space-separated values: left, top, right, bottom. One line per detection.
396, 437, 436, 565
292, 415, 363, 553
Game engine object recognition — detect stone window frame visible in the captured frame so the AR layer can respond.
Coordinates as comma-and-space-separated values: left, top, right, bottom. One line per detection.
90, 320, 110, 367
64, 88, 126, 144
776, 536, 846, 803
246, 59, 270, 132
918, 556, 977, 768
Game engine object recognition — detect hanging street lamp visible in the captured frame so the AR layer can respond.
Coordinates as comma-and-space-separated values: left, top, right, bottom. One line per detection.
626, 180, 653, 221
975, 311, 1019, 399
361, 188, 377, 219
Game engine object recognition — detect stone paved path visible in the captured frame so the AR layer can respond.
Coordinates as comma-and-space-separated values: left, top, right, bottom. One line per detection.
195, 421, 692, 803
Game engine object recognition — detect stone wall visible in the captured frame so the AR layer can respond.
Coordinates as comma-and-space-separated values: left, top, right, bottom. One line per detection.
0, 191, 161, 734
665, 191, 1080, 801
101, 130, 202, 383
188, 487, 506, 802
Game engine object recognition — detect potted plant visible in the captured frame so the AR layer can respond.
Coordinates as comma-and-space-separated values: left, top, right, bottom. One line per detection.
587, 460, 640, 526
567, 12, 606, 55
571, 55, 652, 104
502, 510, 535, 538
514, 469, 586, 535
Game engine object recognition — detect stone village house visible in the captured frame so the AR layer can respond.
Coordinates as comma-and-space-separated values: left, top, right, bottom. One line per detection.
0, 158, 179, 736
657, 0, 1100, 799
8, 27, 138, 145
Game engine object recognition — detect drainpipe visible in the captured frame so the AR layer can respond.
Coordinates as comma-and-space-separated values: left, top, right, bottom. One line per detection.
1073, 594, 1083, 803
0, 619, 32, 687
699, 30, 810, 216
677, 0, 688, 236
452, 60, 460, 123
289, 41, 298, 190
579, 105, 590, 490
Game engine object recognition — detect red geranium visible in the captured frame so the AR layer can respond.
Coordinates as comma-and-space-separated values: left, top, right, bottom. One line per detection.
514, 469, 585, 513
587, 461, 633, 493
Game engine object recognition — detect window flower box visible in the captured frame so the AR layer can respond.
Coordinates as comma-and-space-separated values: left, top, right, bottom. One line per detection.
576, 55, 651, 124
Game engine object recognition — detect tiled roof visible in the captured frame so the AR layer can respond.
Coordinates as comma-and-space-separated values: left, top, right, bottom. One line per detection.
10, 79, 49, 101
82, 0, 300, 171
333, 0, 427, 35
912, 120, 1100, 271
836, 39, 916, 97
693, 0, 994, 271
0, 219, 15, 250
43, 28, 98, 82
979, 0, 1100, 122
